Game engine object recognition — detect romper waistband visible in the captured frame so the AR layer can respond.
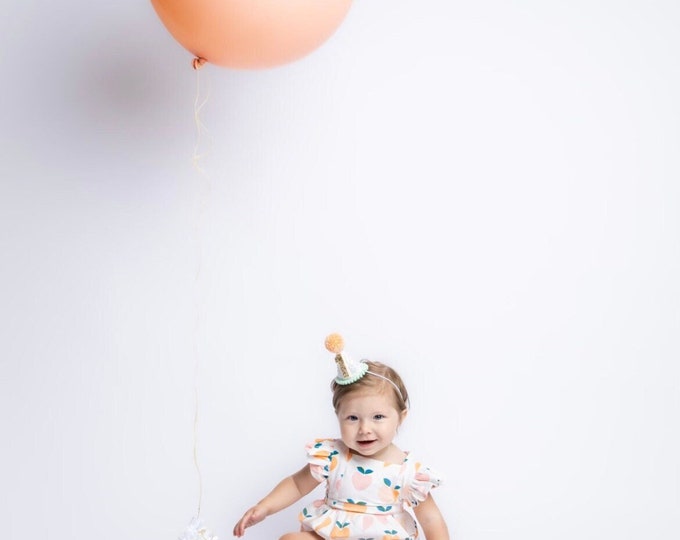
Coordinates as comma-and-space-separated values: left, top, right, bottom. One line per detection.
327, 499, 400, 515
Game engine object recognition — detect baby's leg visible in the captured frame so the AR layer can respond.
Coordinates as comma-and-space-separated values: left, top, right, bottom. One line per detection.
280, 531, 323, 540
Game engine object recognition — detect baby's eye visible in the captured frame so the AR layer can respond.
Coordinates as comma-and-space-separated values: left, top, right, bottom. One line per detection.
373, 414, 386, 420
346, 415, 359, 421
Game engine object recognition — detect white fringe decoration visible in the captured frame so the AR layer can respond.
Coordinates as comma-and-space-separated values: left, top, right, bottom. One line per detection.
179, 517, 218, 540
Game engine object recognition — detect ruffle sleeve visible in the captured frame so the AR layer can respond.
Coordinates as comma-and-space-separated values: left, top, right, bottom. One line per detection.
305, 438, 341, 482
401, 458, 443, 507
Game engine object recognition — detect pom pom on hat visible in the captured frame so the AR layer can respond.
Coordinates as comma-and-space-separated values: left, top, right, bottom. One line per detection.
325, 333, 368, 385
325, 333, 345, 354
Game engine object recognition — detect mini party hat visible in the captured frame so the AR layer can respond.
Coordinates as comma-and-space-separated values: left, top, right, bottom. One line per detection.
325, 333, 368, 384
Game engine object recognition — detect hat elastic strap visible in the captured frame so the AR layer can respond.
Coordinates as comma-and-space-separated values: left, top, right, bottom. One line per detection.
365, 370, 406, 405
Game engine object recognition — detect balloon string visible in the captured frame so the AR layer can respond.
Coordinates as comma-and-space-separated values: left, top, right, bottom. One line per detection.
190, 59, 211, 521
192, 62, 212, 175
193, 350, 203, 519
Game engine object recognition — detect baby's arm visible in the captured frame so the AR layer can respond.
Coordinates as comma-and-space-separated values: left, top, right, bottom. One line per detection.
413, 494, 449, 540
233, 464, 320, 537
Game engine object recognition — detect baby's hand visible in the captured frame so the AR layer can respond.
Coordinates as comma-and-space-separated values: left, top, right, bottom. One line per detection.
233, 505, 268, 537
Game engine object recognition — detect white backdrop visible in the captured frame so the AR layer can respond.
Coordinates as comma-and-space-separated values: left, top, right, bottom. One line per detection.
1, 1, 679, 540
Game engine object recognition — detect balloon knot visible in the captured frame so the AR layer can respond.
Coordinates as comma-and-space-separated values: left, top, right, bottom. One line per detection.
192, 57, 207, 70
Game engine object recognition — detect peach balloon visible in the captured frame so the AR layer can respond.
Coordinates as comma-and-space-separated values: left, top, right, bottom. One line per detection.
150, 0, 353, 69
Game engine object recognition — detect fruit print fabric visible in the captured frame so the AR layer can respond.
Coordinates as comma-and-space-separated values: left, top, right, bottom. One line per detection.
299, 439, 442, 540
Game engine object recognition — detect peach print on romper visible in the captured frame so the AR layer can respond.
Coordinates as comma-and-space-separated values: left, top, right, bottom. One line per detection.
299, 439, 442, 540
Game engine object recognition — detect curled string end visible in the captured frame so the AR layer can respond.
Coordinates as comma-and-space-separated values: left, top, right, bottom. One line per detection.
192, 57, 207, 70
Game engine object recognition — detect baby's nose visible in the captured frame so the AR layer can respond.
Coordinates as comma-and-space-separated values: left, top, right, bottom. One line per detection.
359, 420, 372, 433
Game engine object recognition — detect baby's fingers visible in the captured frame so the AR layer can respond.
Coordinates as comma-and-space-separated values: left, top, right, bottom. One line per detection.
233, 515, 249, 537
233, 508, 263, 537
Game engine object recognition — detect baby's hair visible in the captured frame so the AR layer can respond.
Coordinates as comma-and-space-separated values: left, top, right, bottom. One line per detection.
331, 360, 409, 413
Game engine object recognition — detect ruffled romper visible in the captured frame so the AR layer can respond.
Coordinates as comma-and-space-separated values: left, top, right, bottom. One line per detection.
299, 438, 442, 540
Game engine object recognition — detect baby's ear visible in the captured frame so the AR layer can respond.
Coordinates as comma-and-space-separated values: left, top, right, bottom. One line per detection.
399, 409, 408, 424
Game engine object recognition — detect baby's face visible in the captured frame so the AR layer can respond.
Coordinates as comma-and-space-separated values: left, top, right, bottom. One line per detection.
335, 389, 405, 461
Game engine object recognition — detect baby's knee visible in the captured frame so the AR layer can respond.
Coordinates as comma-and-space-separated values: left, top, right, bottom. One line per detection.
279, 533, 317, 540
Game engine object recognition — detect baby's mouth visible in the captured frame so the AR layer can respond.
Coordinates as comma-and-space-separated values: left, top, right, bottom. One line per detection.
357, 440, 376, 446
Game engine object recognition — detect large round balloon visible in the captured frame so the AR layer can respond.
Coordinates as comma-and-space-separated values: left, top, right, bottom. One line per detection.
151, 0, 353, 69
